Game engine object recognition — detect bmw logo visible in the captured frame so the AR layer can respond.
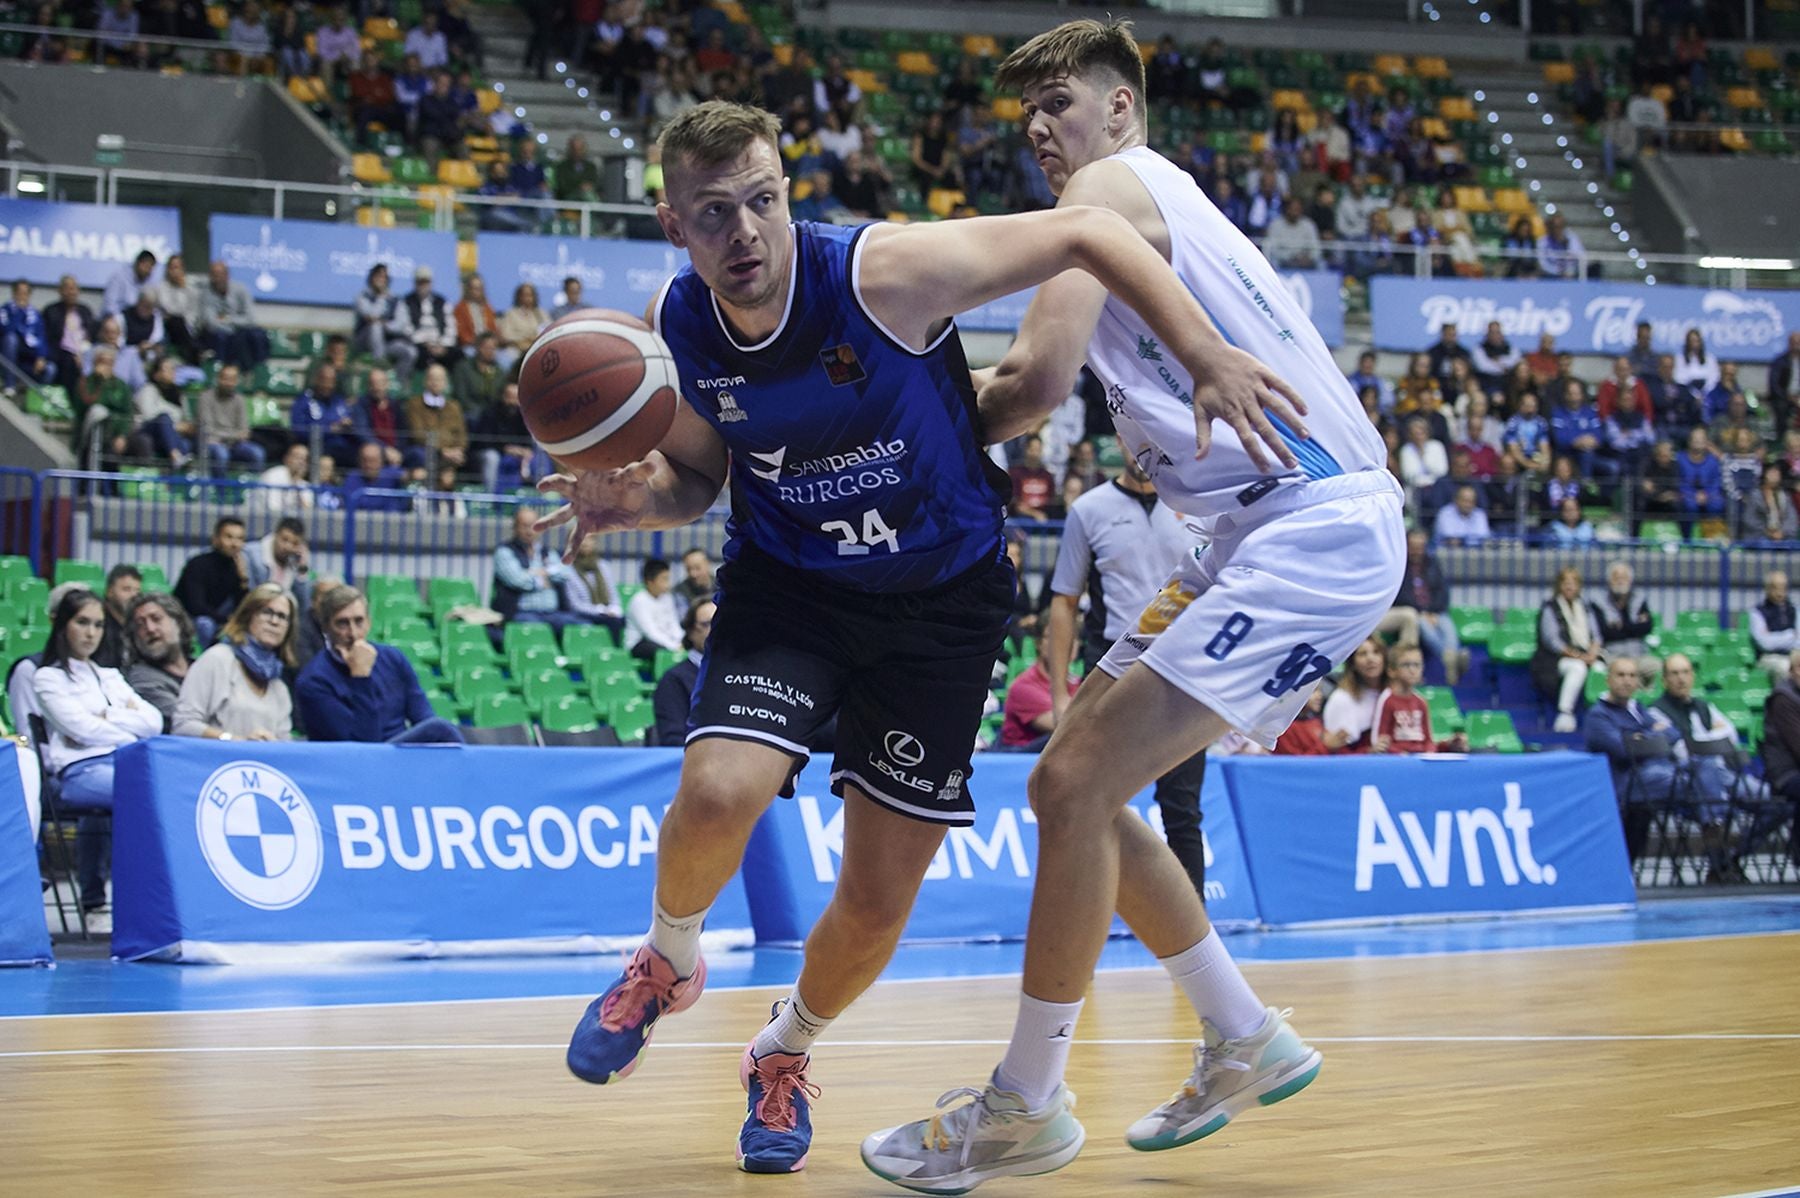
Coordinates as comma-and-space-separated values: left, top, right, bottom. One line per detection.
195, 762, 324, 910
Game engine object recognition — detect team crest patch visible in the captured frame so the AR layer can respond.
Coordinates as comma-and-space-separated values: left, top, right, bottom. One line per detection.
820, 343, 866, 386
715, 390, 748, 423
1137, 580, 1198, 636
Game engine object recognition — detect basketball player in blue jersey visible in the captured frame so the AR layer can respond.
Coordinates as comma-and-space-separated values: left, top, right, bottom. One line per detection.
535, 100, 1310, 1177
862, 21, 1407, 1193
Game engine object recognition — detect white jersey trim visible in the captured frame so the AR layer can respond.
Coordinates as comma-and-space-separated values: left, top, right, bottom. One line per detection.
849, 226, 956, 358
708, 224, 799, 353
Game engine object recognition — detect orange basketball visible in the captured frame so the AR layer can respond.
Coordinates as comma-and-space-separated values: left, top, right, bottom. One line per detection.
516, 308, 679, 472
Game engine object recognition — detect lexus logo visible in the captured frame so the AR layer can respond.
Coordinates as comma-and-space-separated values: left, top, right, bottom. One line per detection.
883, 731, 925, 768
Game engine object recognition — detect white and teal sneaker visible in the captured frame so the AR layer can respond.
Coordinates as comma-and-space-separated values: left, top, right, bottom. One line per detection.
861, 1078, 1085, 1195
1126, 1006, 1322, 1152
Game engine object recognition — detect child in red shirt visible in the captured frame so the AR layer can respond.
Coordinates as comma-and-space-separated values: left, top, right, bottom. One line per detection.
1372, 644, 1469, 754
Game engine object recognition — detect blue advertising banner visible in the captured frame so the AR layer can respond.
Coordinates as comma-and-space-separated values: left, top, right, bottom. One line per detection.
958, 287, 1039, 334
743, 754, 1260, 944
210, 216, 461, 307
1218, 753, 1634, 928
0, 748, 51, 966
0, 198, 180, 290
1370, 276, 1800, 357
954, 272, 1343, 346
475, 232, 685, 314
110, 740, 751, 963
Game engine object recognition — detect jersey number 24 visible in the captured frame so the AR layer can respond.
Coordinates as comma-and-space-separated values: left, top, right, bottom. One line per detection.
822, 508, 900, 556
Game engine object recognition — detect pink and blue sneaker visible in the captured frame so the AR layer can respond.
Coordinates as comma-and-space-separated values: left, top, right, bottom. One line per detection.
737, 1005, 820, 1173
566, 944, 706, 1085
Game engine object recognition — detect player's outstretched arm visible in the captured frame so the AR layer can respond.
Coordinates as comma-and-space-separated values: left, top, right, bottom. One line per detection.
534, 398, 729, 559
859, 199, 1309, 471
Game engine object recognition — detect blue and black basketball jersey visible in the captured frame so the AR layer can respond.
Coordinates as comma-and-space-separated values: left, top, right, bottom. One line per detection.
654, 221, 1009, 593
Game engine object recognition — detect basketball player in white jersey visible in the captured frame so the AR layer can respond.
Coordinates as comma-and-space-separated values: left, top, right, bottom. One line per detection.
862, 20, 1407, 1193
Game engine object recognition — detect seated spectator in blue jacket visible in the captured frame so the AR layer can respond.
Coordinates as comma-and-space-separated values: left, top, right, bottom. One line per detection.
509, 138, 549, 199
341, 440, 409, 512
1550, 378, 1613, 481
492, 506, 581, 632
651, 599, 712, 746
1547, 496, 1596, 546
1677, 425, 1725, 524
1653, 652, 1761, 828
1646, 353, 1701, 435
1432, 483, 1491, 546
1502, 391, 1551, 474
1603, 384, 1658, 479
1584, 656, 1680, 817
1, 279, 54, 383
477, 160, 537, 233
290, 363, 358, 465
294, 586, 462, 743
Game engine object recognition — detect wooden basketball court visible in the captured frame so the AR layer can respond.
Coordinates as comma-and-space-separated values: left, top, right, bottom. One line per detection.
6, 932, 1798, 1196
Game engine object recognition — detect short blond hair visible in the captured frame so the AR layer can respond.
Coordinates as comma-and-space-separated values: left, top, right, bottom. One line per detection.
996, 18, 1148, 113
219, 583, 299, 668
657, 100, 782, 185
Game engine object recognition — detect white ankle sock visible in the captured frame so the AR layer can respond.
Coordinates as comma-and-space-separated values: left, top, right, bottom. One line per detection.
995, 993, 1084, 1112
1161, 930, 1267, 1040
752, 987, 832, 1057
645, 895, 708, 978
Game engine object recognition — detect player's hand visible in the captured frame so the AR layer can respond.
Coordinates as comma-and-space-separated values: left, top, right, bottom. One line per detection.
535, 461, 657, 562
1187, 344, 1309, 474
1371, 735, 1390, 754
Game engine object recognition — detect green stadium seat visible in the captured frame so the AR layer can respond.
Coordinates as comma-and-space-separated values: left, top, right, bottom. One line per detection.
442, 621, 497, 659
589, 669, 644, 717
453, 664, 507, 705
0, 555, 32, 593
561, 624, 620, 664
429, 577, 481, 617
133, 562, 170, 591
539, 693, 599, 734
1448, 604, 1494, 645
1488, 628, 1535, 666
520, 668, 578, 714
503, 622, 557, 657
443, 639, 497, 679
509, 642, 560, 676
651, 647, 683, 679
472, 692, 530, 728
11, 577, 49, 618
608, 696, 655, 744
53, 559, 104, 588
425, 688, 460, 722
1464, 710, 1523, 752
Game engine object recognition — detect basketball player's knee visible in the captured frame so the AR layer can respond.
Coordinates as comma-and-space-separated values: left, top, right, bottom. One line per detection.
671, 775, 760, 839
1027, 752, 1100, 836
828, 874, 914, 938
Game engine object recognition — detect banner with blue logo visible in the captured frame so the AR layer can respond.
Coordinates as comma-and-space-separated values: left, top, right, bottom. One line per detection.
743, 754, 1259, 944
0, 748, 51, 966
475, 232, 684, 314
1370, 276, 1800, 357
210, 216, 461, 307
954, 272, 1343, 346
1218, 753, 1633, 927
0, 198, 180, 290
110, 740, 752, 963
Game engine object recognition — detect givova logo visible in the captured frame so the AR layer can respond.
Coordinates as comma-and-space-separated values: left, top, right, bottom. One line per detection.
1354, 782, 1554, 892
196, 762, 324, 910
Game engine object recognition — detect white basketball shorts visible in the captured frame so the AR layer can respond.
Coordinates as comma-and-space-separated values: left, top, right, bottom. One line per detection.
1098, 469, 1407, 748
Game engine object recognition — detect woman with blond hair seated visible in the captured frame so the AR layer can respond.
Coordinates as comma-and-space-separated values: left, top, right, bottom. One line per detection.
173, 583, 297, 742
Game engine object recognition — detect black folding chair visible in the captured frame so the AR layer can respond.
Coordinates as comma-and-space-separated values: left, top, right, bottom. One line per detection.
461, 724, 536, 746
536, 726, 622, 748
27, 713, 110, 939
1618, 733, 1694, 886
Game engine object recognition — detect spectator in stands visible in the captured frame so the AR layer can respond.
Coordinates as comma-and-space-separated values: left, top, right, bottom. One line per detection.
418, 69, 471, 161
1263, 196, 1321, 269
1434, 483, 1491, 546
290, 362, 356, 466
131, 353, 194, 468
1503, 391, 1552, 474
812, 52, 861, 124
1627, 321, 1658, 381
1633, 439, 1684, 532
174, 583, 295, 741
2, 279, 53, 383
1548, 496, 1596, 546
624, 557, 683, 663
1394, 529, 1466, 684
1745, 463, 1799, 543
1534, 565, 1606, 732
1647, 353, 1702, 436
261, 440, 311, 496
404, 362, 468, 477
1596, 356, 1650, 422
245, 515, 309, 607
1272, 687, 1329, 756
1210, 177, 1248, 234
103, 249, 157, 317
561, 535, 624, 635
124, 591, 194, 729
453, 330, 506, 414
1678, 426, 1726, 530
1324, 637, 1387, 753
1598, 561, 1658, 683
1703, 361, 1750, 428
1626, 80, 1669, 150
1496, 215, 1537, 278
194, 362, 264, 471
1394, 353, 1440, 416
404, 10, 449, 69
175, 517, 250, 645
1469, 321, 1519, 394
554, 134, 603, 203
314, 6, 359, 81
672, 545, 715, 613
1244, 171, 1283, 240
340, 440, 405, 512
549, 276, 584, 322
1749, 570, 1799, 685
1551, 378, 1611, 482
490, 506, 578, 632
1008, 434, 1056, 522
72, 347, 131, 467
1456, 411, 1503, 478
1585, 656, 1679, 817
1398, 416, 1448, 490
198, 261, 269, 371
352, 264, 416, 382
350, 367, 409, 469
350, 52, 403, 144
1600, 98, 1638, 180
393, 52, 429, 136
1536, 214, 1586, 280
33, 588, 162, 910
476, 380, 535, 492
833, 150, 892, 220
908, 109, 961, 199
1760, 649, 1800, 850
652, 598, 713, 747
88, 314, 147, 392
1425, 324, 1471, 392
1371, 644, 1467, 754
1674, 328, 1722, 399
42, 275, 94, 392
223, 0, 272, 72
93, 564, 140, 671
95, 0, 146, 66
497, 282, 548, 370
1346, 350, 1393, 414
393, 265, 456, 370
294, 586, 461, 744
1768, 331, 1800, 421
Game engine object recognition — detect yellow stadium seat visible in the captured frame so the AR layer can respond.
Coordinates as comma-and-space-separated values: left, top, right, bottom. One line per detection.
1414, 56, 1450, 79
1373, 54, 1408, 77
1727, 86, 1765, 109
1139, 41, 1156, 64
1744, 47, 1779, 72
287, 76, 328, 104
352, 153, 391, 184
791, 177, 815, 201
464, 134, 498, 152
477, 89, 500, 114
206, 4, 228, 29
1420, 117, 1450, 140
1296, 109, 1319, 134
356, 207, 398, 228
771, 42, 793, 67
1720, 127, 1751, 152
457, 241, 478, 274
1344, 71, 1381, 96
437, 159, 481, 190
1493, 188, 1533, 214
1542, 61, 1576, 84
1249, 131, 1268, 154
896, 51, 936, 76
963, 34, 1000, 58
1651, 83, 1674, 104
1272, 89, 1310, 111
717, 0, 749, 22
926, 188, 965, 219
1453, 186, 1492, 213
846, 68, 886, 94
1438, 96, 1476, 121
418, 183, 458, 210
363, 16, 400, 41
304, 32, 317, 55
992, 96, 1023, 122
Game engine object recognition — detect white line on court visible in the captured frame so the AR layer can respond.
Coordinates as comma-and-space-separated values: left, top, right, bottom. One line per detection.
5, 1032, 1800, 1060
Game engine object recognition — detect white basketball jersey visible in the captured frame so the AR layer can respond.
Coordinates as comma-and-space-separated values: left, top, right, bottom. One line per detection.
1085, 147, 1387, 519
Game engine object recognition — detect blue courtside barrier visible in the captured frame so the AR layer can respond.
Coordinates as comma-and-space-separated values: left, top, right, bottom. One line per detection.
742, 754, 1261, 944
109, 740, 752, 963
0, 749, 52, 966
1217, 753, 1635, 928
